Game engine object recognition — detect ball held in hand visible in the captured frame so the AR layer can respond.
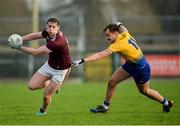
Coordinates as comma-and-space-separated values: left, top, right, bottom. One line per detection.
8, 34, 23, 49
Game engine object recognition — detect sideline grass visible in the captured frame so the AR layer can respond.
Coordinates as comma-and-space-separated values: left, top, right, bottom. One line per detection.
0, 79, 180, 125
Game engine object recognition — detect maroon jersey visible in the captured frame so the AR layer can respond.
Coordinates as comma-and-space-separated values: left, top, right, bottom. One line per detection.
42, 30, 71, 70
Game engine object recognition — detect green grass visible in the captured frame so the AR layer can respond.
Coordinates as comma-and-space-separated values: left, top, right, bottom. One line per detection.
0, 79, 180, 125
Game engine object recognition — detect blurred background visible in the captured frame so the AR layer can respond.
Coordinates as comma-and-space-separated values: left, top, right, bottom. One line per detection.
0, 0, 180, 82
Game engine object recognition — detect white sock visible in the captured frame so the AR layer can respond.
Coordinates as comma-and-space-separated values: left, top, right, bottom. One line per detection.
163, 100, 169, 106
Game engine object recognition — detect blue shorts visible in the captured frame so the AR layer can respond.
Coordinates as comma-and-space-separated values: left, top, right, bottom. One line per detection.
122, 57, 150, 84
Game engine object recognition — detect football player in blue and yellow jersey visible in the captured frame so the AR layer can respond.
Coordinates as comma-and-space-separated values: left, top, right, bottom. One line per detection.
72, 22, 173, 113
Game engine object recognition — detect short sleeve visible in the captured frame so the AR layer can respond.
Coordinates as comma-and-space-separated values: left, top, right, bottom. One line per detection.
108, 42, 122, 53
46, 44, 54, 51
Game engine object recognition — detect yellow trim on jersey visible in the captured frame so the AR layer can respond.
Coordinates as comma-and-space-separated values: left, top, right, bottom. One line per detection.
108, 32, 143, 62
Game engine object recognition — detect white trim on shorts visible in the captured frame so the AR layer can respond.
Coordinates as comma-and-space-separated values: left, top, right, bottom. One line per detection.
37, 62, 69, 84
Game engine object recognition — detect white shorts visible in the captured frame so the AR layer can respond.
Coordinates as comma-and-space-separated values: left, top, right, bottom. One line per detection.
37, 62, 70, 84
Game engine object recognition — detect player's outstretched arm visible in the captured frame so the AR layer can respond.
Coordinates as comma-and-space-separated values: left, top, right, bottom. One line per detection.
84, 49, 113, 62
22, 32, 43, 41
71, 49, 113, 67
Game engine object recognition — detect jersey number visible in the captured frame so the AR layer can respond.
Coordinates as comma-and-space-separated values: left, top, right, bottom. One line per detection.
128, 37, 139, 50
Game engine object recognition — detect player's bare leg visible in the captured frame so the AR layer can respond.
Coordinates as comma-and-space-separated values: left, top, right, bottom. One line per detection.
36, 79, 61, 116
28, 72, 50, 90
90, 67, 130, 113
105, 67, 130, 102
37, 69, 70, 115
45, 80, 51, 88
136, 81, 164, 102
136, 82, 173, 112
41, 79, 61, 112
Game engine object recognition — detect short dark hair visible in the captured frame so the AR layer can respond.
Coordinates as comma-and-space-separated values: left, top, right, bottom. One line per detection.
47, 18, 60, 26
103, 23, 120, 33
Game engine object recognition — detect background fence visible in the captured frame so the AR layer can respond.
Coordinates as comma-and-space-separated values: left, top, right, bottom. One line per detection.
0, 0, 180, 81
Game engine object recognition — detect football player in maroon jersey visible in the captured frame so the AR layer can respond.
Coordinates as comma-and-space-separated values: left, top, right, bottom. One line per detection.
9, 18, 72, 115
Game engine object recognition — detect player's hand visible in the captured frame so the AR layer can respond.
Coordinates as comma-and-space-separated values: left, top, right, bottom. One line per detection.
8, 42, 21, 49
113, 21, 122, 27
8, 34, 22, 49
71, 59, 84, 67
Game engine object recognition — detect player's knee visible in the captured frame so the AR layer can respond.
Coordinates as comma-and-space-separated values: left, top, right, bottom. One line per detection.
28, 85, 36, 90
139, 88, 148, 95
27, 81, 37, 90
108, 80, 116, 88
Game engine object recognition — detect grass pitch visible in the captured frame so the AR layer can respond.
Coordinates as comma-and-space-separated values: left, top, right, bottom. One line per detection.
0, 78, 180, 125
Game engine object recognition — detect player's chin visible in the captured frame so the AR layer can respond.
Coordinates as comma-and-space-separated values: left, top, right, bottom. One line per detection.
48, 31, 55, 36
49, 32, 54, 36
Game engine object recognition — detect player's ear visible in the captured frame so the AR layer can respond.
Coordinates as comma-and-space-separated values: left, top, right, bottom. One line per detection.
58, 25, 60, 30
